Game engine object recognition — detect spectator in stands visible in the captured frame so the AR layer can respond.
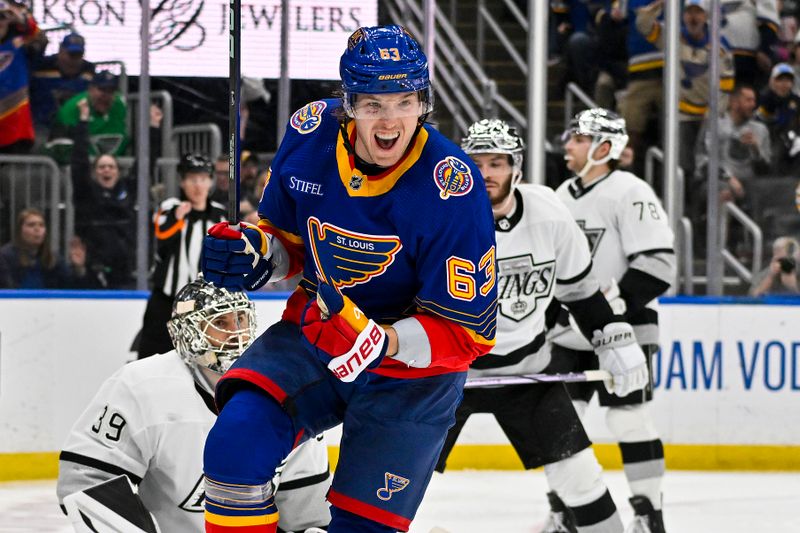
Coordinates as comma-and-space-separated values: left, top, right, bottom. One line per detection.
550, 1, 609, 95
51, 70, 129, 158
240, 150, 260, 193
758, 63, 800, 173
0, 0, 39, 154
136, 153, 227, 359
618, 0, 665, 175
69, 97, 136, 289
0, 208, 97, 288
750, 236, 800, 296
210, 154, 230, 205
696, 84, 771, 188
29, 33, 94, 143
721, 0, 779, 89
636, 0, 735, 180
593, 2, 629, 110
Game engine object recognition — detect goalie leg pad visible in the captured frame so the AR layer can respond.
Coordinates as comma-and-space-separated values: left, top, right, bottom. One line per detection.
204, 388, 295, 532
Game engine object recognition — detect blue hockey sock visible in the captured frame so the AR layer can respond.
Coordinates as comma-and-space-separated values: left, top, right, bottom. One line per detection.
204, 388, 295, 531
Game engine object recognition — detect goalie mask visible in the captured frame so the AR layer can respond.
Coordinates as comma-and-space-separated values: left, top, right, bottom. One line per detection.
167, 277, 256, 395
340, 25, 434, 119
562, 108, 629, 178
461, 119, 525, 214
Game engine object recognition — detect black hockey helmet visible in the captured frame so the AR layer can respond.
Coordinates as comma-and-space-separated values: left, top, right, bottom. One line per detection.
178, 152, 213, 177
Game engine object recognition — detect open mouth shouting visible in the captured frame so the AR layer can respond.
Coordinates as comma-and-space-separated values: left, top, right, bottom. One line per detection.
375, 131, 401, 151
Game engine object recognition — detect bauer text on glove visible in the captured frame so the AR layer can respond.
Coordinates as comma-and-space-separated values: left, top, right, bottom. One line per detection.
592, 322, 649, 397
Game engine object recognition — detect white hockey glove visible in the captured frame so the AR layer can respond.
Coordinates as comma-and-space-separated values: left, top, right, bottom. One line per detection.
592, 322, 648, 397
602, 278, 627, 316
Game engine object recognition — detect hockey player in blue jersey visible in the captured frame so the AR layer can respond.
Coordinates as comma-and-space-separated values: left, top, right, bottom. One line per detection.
200, 25, 497, 533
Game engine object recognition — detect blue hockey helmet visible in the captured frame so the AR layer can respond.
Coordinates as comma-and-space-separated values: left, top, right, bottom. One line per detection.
340, 25, 433, 117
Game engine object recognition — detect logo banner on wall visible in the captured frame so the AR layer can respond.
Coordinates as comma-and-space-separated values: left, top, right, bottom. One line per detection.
31, 0, 378, 78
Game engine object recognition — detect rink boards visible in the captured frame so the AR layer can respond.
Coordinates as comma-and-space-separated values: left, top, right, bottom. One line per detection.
0, 291, 798, 480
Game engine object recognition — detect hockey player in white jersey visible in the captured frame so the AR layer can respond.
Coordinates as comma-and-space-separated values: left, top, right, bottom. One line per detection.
552, 108, 676, 533
435, 119, 650, 533
57, 277, 331, 533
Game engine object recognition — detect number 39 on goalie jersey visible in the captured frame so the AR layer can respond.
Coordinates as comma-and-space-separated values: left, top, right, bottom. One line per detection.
57, 352, 215, 532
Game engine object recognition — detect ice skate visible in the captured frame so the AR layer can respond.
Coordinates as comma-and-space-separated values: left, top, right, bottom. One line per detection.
624, 495, 665, 533
541, 491, 578, 533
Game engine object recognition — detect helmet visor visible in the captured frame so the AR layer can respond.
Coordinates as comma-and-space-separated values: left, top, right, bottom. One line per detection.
344, 91, 433, 119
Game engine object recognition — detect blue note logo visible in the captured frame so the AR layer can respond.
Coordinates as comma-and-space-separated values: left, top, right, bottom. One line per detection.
307, 217, 402, 289
290, 101, 327, 134
376, 472, 410, 501
433, 156, 473, 199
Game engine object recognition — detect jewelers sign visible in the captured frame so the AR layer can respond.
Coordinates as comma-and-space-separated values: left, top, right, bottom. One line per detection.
30, 0, 377, 78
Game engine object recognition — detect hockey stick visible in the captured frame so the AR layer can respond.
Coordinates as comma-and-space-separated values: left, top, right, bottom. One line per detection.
227, 0, 242, 224
464, 369, 611, 389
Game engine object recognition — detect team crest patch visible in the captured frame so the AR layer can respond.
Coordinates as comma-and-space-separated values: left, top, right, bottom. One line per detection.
290, 100, 327, 135
433, 156, 473, 199
307, 217, 402, 289
347, 28, 364, 50
497, 254, 555, 322
376, 472, 410, 501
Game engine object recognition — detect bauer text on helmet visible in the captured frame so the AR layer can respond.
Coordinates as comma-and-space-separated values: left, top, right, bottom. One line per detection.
340, 25, 434, 119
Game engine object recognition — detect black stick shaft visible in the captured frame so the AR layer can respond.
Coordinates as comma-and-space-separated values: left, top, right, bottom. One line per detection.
228, 0, 241, 224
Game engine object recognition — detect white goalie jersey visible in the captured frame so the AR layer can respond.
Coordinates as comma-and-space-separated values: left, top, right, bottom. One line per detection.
57, 351, 331, 532
554, 170, 675, 348
469, 184, 600, 378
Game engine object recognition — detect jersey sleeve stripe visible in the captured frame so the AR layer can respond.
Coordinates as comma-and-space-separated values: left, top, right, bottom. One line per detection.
153, 213, 184, 240
414, 298, 497, 339
58, 451, 143, 485
626, 248, 675, 261
557, 262, 593, 285
258, 218, 303, 245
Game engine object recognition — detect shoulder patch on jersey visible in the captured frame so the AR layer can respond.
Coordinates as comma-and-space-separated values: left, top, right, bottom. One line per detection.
433, 156, 474, 199
497, 254, 556, 322
290, 100, 327, 135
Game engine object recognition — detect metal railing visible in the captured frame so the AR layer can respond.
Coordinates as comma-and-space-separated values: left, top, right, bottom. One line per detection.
564, 82, 598, 130
0, 155, 67, 256
127, 91, 174, 159
383, 0, 522, 136
171, 124, 223, 162
643, 146, 691, 293
721, 201, 763, 284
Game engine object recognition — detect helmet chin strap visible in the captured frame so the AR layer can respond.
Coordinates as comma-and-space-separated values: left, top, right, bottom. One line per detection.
577, 139, 613, 179
492, 170, 522, 218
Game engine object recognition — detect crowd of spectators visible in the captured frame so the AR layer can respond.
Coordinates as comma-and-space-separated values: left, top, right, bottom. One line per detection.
551, 0, 800, 280
3, 0, 800, 296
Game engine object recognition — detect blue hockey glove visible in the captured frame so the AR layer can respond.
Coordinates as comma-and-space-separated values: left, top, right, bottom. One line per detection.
203, 221, 273, 290
300, 282, 388, 384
